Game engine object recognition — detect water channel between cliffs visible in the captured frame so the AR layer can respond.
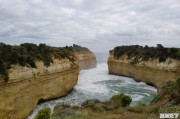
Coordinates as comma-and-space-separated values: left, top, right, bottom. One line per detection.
28, 55, 157, 119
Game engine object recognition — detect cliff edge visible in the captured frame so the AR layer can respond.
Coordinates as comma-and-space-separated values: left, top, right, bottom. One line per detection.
108, 45, 180, 87
72, 44, 97, 70
0, 59, 78, 119
0, 43, 96, 119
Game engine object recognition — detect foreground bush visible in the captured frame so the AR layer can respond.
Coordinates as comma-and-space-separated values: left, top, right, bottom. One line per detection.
176, 77, 180, 86
52, 103, 85, 119
110, 93, 132, 107
152, 77, 180, 105
34, 107, 51, 119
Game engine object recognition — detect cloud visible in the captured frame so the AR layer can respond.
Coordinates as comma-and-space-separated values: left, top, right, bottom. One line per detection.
60, 7, 76, 16
72, 0, 84, 5
0, 0, 180, 52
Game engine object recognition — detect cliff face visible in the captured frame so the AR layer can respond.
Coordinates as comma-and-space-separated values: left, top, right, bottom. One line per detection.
0, 43, 97, 119
72, 44, 96, 70
74, 51, 97, 70
0, 59, 79, 119
108, 52, 180, 87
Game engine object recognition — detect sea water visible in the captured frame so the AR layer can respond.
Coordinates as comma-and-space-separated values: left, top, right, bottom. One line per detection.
28, 53, 157, 118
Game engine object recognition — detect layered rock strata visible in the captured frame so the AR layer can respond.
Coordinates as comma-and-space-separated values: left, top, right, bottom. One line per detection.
74, 51, 96, 70
0, 59, 79, 119
72, 44, 96, 70
0, 43, 97, 119
108, 50, 180, 87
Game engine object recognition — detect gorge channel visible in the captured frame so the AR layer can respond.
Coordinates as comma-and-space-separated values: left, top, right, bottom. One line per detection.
28, 54, 157, 118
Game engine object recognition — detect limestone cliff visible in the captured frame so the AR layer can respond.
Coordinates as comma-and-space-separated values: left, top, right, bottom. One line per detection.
108, 45, 180, 87
0, 58, 79, 119
74, 51, 96, 70
72, 44, 96, 70
0, 43, 97, 119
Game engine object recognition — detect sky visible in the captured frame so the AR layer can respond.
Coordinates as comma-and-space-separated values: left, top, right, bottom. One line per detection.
0, 0, 180, 53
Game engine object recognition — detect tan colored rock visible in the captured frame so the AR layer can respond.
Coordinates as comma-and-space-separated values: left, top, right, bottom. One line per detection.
74, 50, 97, 70
0, 59, 79, 119
108, 53, 180, 87
0, 46, 97, 119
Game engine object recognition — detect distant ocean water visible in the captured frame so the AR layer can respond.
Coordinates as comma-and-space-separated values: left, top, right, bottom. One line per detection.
95, 52, 109, 63
28, 53, 157, 119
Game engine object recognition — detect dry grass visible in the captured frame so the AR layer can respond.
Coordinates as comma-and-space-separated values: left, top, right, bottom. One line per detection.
77, 106, 159, 119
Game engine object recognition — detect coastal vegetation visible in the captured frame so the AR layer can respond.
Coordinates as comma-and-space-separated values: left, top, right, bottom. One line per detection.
72, 44, 91, 52
112, 44, 180, 63
110, 93, 132, 107
34, 77, 180, 119
0, 42, 97, 119
34, 107, 51, 119
0, 43, 87, 81
35, 93, 132, 119
152, 77, 180, 105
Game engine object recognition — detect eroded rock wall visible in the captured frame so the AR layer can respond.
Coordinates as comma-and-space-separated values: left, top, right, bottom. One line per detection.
0, 59, 79, 119
108, 52, 180, 87
74, 51, 97, 70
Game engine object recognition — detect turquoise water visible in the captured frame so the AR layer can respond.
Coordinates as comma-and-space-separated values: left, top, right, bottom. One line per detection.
28, 63, 157, 118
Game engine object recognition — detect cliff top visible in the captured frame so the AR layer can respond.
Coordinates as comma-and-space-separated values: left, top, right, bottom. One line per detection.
71, 44, 91, 53
0, 43, 89, 81
111, 44, 180, 61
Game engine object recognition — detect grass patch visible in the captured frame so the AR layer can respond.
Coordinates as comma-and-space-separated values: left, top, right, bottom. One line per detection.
159, 106, 180, 113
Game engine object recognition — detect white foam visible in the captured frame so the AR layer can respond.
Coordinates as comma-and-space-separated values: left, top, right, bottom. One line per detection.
131, 94, 144, 101
27, 63, 157, 119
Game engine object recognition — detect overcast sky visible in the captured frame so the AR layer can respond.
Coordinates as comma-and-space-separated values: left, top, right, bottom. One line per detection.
0, 0, 180, 52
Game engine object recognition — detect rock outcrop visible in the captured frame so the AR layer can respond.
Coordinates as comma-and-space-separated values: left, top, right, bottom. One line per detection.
108, 45, 180, 87
0, 59, 79, 119
73, 44, 96, 70
74, 51, 96, 70
0, 43, 97, 119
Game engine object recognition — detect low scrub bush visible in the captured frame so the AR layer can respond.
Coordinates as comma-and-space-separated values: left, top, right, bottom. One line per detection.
176, 77, 180, 86
34, 107, 51, 119
110, 93, 132, 107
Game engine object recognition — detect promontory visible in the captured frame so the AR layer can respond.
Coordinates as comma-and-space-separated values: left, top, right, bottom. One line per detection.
0, 43, 96, 119
108, 44, 180, 87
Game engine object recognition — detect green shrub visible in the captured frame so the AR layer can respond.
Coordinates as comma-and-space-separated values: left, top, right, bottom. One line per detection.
110, 93, 132, 107
52, 103, 85, 119
0, 116, 8, 119
121, 95, 132, 107
176, 77, 180, 86
34, 107, 51, 119
113, 45, 180, 61
0, 42, 77, 82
